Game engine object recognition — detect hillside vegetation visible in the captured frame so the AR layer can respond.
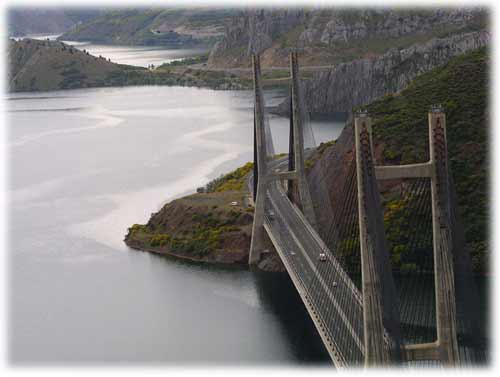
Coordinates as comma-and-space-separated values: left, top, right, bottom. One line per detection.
367, 47, 489, 273
125, 165, 255, 264
8, 38, 126, 91
307, 47, 489, 274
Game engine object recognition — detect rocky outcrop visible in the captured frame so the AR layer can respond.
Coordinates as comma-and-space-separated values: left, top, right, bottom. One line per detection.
276, 30, 490, 115
209, 9, 306, 67
124, 191, 254, 266
298, 8, 480, 46
208, 8, 487, 68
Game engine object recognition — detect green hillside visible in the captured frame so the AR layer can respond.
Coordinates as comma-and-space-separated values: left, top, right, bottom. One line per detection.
365, 47, 489, 273
8, 38, 127, 91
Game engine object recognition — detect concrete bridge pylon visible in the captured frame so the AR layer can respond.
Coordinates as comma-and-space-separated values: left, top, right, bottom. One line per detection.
249, 54, 270, 265
355, 107, 460, 365
249, 52, 318, 265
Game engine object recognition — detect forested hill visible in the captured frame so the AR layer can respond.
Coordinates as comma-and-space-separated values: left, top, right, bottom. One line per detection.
307, 47, 489, 274
58, 8, 238, 47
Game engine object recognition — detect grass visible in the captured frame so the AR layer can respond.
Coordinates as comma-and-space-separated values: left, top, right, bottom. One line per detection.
205, 162, 254, 193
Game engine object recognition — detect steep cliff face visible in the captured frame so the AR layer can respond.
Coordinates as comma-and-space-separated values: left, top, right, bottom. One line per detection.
208, 8, 487, 68
277, 30, 490, 114
209, 9, 306, 67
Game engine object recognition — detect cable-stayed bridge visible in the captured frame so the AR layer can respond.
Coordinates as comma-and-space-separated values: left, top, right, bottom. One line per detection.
248, 53, 486, 368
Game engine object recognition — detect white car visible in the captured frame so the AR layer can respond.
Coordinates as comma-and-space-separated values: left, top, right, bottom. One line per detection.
332, 282, 338, 287
290, 251, 296, 256
230, 201, 238, 206
318, 253, 327, 262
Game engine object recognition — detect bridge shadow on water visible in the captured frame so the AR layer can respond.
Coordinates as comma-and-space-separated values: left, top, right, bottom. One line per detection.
147, 252, 330, 365
253, 270, 331, 365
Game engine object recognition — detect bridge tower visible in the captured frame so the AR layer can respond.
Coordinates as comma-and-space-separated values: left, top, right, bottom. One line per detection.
354, 111, 401, 366
249, 54, 270, 265
249, 52, 317, 265
286, 52, 318, 229
354, 107, 460, 365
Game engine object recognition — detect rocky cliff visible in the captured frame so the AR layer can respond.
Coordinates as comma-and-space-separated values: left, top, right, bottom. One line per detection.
277, 30, 490, 114
208, 8, 487, 68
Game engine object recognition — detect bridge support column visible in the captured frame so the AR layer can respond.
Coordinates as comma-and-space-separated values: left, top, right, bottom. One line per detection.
354, 112, 390, 366
249, 54, 270, 265
288, 52, 317, 229
428, 107, 460, 364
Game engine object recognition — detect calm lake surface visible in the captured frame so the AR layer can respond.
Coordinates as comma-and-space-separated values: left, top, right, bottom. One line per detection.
7, 86, 344, 364
62, 41, 208, 68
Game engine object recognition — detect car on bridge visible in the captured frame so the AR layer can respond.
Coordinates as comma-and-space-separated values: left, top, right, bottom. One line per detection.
318, 253, 327, 262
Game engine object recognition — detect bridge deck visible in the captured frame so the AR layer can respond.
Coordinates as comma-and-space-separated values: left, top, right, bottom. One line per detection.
264, 180, 365, 367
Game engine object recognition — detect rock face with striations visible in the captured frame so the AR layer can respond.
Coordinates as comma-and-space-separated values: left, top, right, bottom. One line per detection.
209, 9, 306, 67
276, 30, 490, 115
208, 8, 487, 68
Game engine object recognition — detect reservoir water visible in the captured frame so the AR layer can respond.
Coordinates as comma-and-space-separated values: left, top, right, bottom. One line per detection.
7, 86, 345, 364
61, 41, 208, 68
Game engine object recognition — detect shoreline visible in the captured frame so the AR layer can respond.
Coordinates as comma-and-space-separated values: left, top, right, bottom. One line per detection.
125, 240, 249, 267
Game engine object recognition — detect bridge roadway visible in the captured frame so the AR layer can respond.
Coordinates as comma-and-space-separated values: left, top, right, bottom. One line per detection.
264, 180, 364, 366
251, 158, 365, 366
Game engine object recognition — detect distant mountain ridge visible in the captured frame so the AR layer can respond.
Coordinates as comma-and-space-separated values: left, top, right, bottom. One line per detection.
8, 8, 102, 37
58, 8, 239, 47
